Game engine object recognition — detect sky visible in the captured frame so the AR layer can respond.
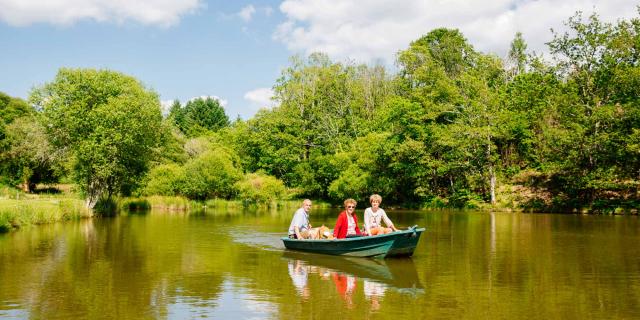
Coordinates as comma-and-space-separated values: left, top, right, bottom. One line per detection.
0, 0, 637, 120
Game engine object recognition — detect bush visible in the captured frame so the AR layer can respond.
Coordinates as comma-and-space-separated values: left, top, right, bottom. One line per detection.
449, 189, 484, 209
120, 198, 151, 211
0, 211, 14, 233
143, 164, 185, 196
235, 172, 287, 205
180, 149, 242, 199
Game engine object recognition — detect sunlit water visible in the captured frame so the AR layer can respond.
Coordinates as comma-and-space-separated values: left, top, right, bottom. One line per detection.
1, 208, 639, 319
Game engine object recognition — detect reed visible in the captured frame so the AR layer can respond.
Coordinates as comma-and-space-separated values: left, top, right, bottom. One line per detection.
119, 197, 151, 211
0, 198, 92, 233
145, 195, 194, 211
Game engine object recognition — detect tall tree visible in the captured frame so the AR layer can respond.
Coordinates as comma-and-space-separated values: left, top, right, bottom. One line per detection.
31, 68, 163, 208
545, 11, 640, 207
395, 28, 506, 206
506, 32, 528, 78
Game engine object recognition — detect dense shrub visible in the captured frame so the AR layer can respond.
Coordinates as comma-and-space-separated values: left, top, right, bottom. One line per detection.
180, 150, 242, 199
236, 172, 286, 204
143, 164, 185, 196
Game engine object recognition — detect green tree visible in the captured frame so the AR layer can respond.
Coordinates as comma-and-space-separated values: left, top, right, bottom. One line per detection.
394, 28, 508, 206
0, 92, 33, 124
232, 53, 391, 197
31, 68, 163, 208
2, 116, 61, 192
544, 11, 640, 208
506, 32, 528, 78
172, 97, 229, 137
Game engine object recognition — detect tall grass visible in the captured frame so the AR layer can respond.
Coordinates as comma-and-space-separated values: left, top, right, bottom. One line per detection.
145, 195, 194, 211
0, 198, 92, 233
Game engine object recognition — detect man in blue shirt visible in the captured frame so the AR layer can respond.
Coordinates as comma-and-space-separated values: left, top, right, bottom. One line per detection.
288, 199, 312, 239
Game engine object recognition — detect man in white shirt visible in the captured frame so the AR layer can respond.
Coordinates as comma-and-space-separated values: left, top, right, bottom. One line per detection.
288, 199, 312, 239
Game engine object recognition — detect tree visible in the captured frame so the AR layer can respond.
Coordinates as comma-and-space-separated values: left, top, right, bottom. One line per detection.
395, 28, 507, 206
31, 68, 163, 208
2, 116, 61, 192
506, 32, 528, 78
0, 92, 42, 188
0, 92, 33, 124
171, 97, 229, 137
544, 11, 640, 208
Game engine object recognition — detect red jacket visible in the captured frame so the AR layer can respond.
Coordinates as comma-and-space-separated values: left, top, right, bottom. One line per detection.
333, 211, 362, 239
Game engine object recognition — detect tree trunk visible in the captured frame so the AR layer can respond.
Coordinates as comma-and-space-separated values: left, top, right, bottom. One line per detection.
489, 164, 496, 205
487, 135, 496, 205
84, 179, 102, 209
21, 178, 30, 193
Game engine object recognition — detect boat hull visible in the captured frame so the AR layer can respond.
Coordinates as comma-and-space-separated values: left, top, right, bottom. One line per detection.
281, 228, 425, 258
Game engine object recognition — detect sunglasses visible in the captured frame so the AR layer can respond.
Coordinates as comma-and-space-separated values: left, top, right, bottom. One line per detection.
347, 205, 355, 209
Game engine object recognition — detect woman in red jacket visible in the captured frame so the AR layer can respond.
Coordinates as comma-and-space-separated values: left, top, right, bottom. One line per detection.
333, 198, 363, 239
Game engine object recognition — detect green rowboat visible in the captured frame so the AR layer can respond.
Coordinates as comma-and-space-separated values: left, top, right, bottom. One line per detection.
281, 226, 425, 258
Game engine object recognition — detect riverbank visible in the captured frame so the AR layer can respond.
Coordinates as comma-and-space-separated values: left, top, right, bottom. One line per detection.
2, 180, 637, 234
0, 187, 333, 233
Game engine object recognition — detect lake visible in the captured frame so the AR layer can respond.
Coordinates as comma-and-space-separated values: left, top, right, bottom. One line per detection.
1, 208, 639, 319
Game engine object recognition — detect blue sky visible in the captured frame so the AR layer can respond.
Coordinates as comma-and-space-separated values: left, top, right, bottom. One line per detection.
0, 0, 636, 119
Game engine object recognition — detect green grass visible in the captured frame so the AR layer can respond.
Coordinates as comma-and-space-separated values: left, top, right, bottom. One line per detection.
0, 198, 92, 233
144, 195, 194, 211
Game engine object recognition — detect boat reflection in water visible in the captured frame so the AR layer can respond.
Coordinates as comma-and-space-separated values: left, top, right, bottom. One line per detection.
284, 251, 424, 308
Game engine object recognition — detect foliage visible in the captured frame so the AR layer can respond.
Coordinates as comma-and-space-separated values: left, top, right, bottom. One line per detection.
143, 163, 185, 196
180, 148, 242, 200
0, 91, 33, 124
143, 146, 242, 200
1, 116, 62, 191
169, 97, 229, 137
31, 68, 163, 207
235, 172, 287, 205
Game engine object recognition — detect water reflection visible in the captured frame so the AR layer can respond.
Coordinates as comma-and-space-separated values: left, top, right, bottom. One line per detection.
364, 279, 386, 311
332, 272, 357, 308
284, 250, 424, 309
288, 259, 310, 298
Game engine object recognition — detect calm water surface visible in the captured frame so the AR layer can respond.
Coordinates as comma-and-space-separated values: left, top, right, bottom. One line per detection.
0, 209, 639, 319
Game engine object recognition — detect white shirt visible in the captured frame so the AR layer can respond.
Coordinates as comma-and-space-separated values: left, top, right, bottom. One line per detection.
346, 214, 356, 235
364, 207, 393, 232
288, 208, 310, 235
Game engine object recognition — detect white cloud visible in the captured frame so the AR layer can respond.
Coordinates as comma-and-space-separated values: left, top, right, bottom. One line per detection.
238, 5, 256, 22
244, 87, 274, 107
232, 87, 275, 119
0, 0, 203, 27
274, 0, 639, 64
160, 99, 175, 116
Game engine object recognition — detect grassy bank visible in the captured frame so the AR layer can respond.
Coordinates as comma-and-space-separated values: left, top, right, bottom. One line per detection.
120, 196, 332, 213
0, 198, 92, 233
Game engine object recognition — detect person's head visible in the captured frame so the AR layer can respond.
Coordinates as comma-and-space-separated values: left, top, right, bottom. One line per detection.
302, 199, 312, 212
344, 198, 357, 214
370, 194, 382, 208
